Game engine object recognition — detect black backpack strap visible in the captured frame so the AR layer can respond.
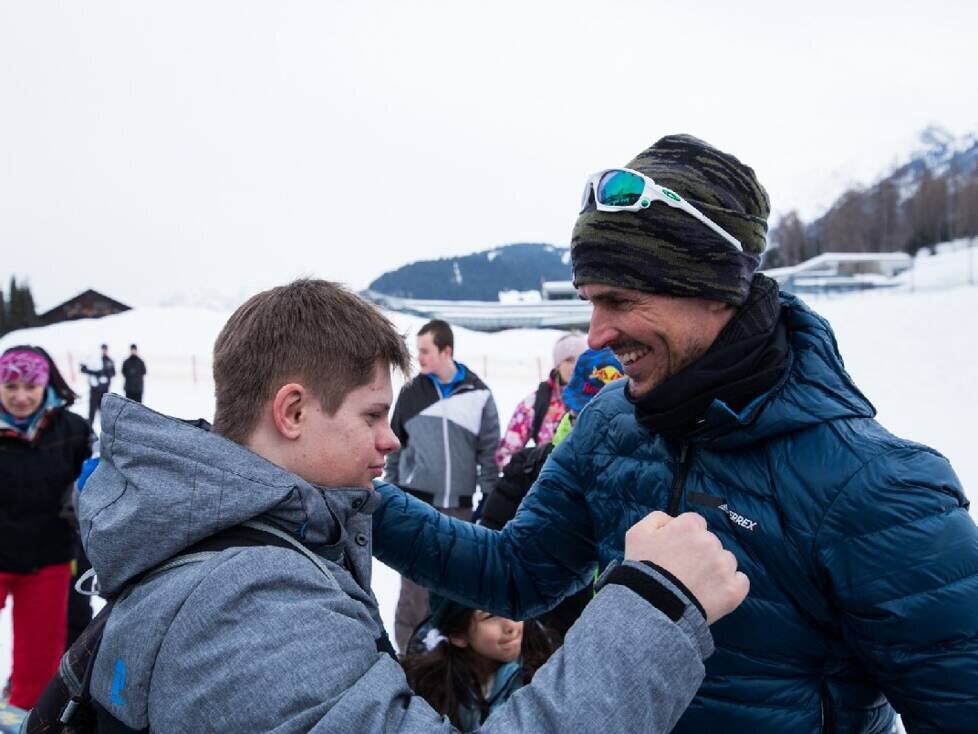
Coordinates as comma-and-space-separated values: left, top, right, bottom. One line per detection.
480, 443, 554, 531
529, 380, 553, 445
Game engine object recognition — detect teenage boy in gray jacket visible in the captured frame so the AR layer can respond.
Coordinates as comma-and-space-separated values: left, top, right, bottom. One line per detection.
78, 279, 748, 733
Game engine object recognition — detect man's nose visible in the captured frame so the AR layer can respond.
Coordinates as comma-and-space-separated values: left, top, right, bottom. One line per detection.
587, 307, 617, 350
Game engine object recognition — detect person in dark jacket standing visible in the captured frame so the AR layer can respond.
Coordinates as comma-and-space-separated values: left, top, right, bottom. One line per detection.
79, 343, 114, 423
0, 346, 92, 710
385, 319, 500, 653
121, 343, 147, 403
373, 135, 978, 732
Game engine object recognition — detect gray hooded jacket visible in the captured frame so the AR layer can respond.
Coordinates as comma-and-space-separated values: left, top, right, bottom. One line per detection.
79, 395, 713, 732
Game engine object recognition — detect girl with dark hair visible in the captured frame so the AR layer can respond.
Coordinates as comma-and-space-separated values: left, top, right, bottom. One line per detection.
0, 346, 92, 710
401, 596, 558, 731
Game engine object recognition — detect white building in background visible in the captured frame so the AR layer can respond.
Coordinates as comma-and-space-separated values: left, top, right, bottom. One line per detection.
365, 252, 917, 332
363, 290, 592, 332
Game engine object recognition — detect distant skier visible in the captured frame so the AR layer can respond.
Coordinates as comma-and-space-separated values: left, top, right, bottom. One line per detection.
79, 343, 115, 424
122, 343, 147, 403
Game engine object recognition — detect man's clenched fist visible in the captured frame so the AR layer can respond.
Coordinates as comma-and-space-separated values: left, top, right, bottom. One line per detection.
624, 511, 749, 624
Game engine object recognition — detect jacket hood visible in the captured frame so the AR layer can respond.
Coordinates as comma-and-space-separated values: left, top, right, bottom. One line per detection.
79, 395, 374, 594
692, 292, 875, 448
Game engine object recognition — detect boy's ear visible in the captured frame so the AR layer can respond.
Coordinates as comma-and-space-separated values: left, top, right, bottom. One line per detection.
271, 383, 307, 440
448, 633, 469, 649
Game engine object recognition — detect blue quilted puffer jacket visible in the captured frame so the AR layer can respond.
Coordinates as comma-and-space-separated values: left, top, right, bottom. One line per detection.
374, 294, 978, 733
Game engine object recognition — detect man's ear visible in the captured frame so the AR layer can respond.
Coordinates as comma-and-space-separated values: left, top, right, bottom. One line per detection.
271, 383, 307, 440
448, 633, 469, 649
705, 299, 734, 314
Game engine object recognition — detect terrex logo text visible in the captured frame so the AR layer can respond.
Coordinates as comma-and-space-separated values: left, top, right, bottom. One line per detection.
718, 504, 757, 532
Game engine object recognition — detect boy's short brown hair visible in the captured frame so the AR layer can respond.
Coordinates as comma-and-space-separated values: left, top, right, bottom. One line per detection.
212, 279, 410, 443
418, 319, 454, 353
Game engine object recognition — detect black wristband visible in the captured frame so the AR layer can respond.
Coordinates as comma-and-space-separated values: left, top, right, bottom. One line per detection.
639, 561, 707, 622
603, 564, 687, 623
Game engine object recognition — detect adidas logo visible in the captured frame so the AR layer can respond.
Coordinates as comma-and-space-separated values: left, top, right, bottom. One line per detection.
718, 504, 757, 532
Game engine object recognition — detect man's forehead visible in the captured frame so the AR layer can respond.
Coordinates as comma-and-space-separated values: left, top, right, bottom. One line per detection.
579, 283, 644, 300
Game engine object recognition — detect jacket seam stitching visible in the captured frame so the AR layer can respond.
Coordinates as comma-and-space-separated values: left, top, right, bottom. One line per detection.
809, 445, 918, 559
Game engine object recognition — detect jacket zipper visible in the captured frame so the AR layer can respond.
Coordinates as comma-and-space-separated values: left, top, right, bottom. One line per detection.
440, 387, 451, 509
820, 680, 836, 733
667, 441, 693, 516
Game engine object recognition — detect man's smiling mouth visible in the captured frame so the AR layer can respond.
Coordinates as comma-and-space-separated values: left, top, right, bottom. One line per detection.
615, 345, 651, 366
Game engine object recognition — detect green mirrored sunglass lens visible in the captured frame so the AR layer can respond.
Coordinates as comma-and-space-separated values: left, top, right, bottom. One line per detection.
597, 171, 644, 207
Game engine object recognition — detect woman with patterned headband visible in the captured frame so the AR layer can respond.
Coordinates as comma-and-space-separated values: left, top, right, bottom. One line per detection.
0, 346, 92, 710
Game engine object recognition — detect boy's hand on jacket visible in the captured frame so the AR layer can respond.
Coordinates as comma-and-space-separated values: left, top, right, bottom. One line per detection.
625, 511, 749, 625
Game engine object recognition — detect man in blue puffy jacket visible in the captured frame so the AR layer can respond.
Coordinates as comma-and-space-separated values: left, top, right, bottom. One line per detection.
373, 134, 978, 732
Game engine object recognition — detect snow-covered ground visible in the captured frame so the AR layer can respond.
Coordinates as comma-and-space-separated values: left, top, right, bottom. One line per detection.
2, 245, 976, 700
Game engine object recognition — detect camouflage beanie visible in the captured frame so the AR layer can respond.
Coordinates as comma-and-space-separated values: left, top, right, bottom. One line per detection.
572, 134, 770, 306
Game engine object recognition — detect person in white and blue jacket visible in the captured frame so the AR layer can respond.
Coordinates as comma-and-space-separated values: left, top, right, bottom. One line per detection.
385, 319, 500, 652
373, 135, 978, 732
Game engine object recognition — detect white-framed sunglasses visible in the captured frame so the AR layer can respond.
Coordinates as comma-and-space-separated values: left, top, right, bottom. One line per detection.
580, 167, 744, 253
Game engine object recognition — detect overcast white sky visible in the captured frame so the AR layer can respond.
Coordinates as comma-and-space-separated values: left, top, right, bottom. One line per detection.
2, 0, 977, 311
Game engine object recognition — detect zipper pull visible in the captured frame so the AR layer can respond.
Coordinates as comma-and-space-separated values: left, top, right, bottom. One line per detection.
667, 441, 693, 517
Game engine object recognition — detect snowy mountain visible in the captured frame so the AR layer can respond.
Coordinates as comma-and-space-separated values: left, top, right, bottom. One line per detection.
766, 126, 978, 267
367, 243, 572, 300
888, 125, 978, 201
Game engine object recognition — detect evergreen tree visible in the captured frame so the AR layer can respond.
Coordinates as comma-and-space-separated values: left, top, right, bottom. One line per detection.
4, 276, 40, 333
20, 280, 39, 327
0, 282, 6, 336
7, 276, 23, 330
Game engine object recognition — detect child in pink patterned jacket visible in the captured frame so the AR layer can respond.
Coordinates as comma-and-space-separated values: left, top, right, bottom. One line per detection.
494, 333, 586, 469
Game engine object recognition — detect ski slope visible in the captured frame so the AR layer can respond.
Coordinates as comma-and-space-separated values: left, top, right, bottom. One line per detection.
2, 247, 976, 695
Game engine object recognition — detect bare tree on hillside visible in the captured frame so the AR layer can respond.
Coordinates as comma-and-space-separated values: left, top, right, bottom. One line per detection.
822, 189, 873, 253
866, 181, 900, 252
954, 168, 978, 239
901, 171, 946, 254
769, 211, 813, 266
